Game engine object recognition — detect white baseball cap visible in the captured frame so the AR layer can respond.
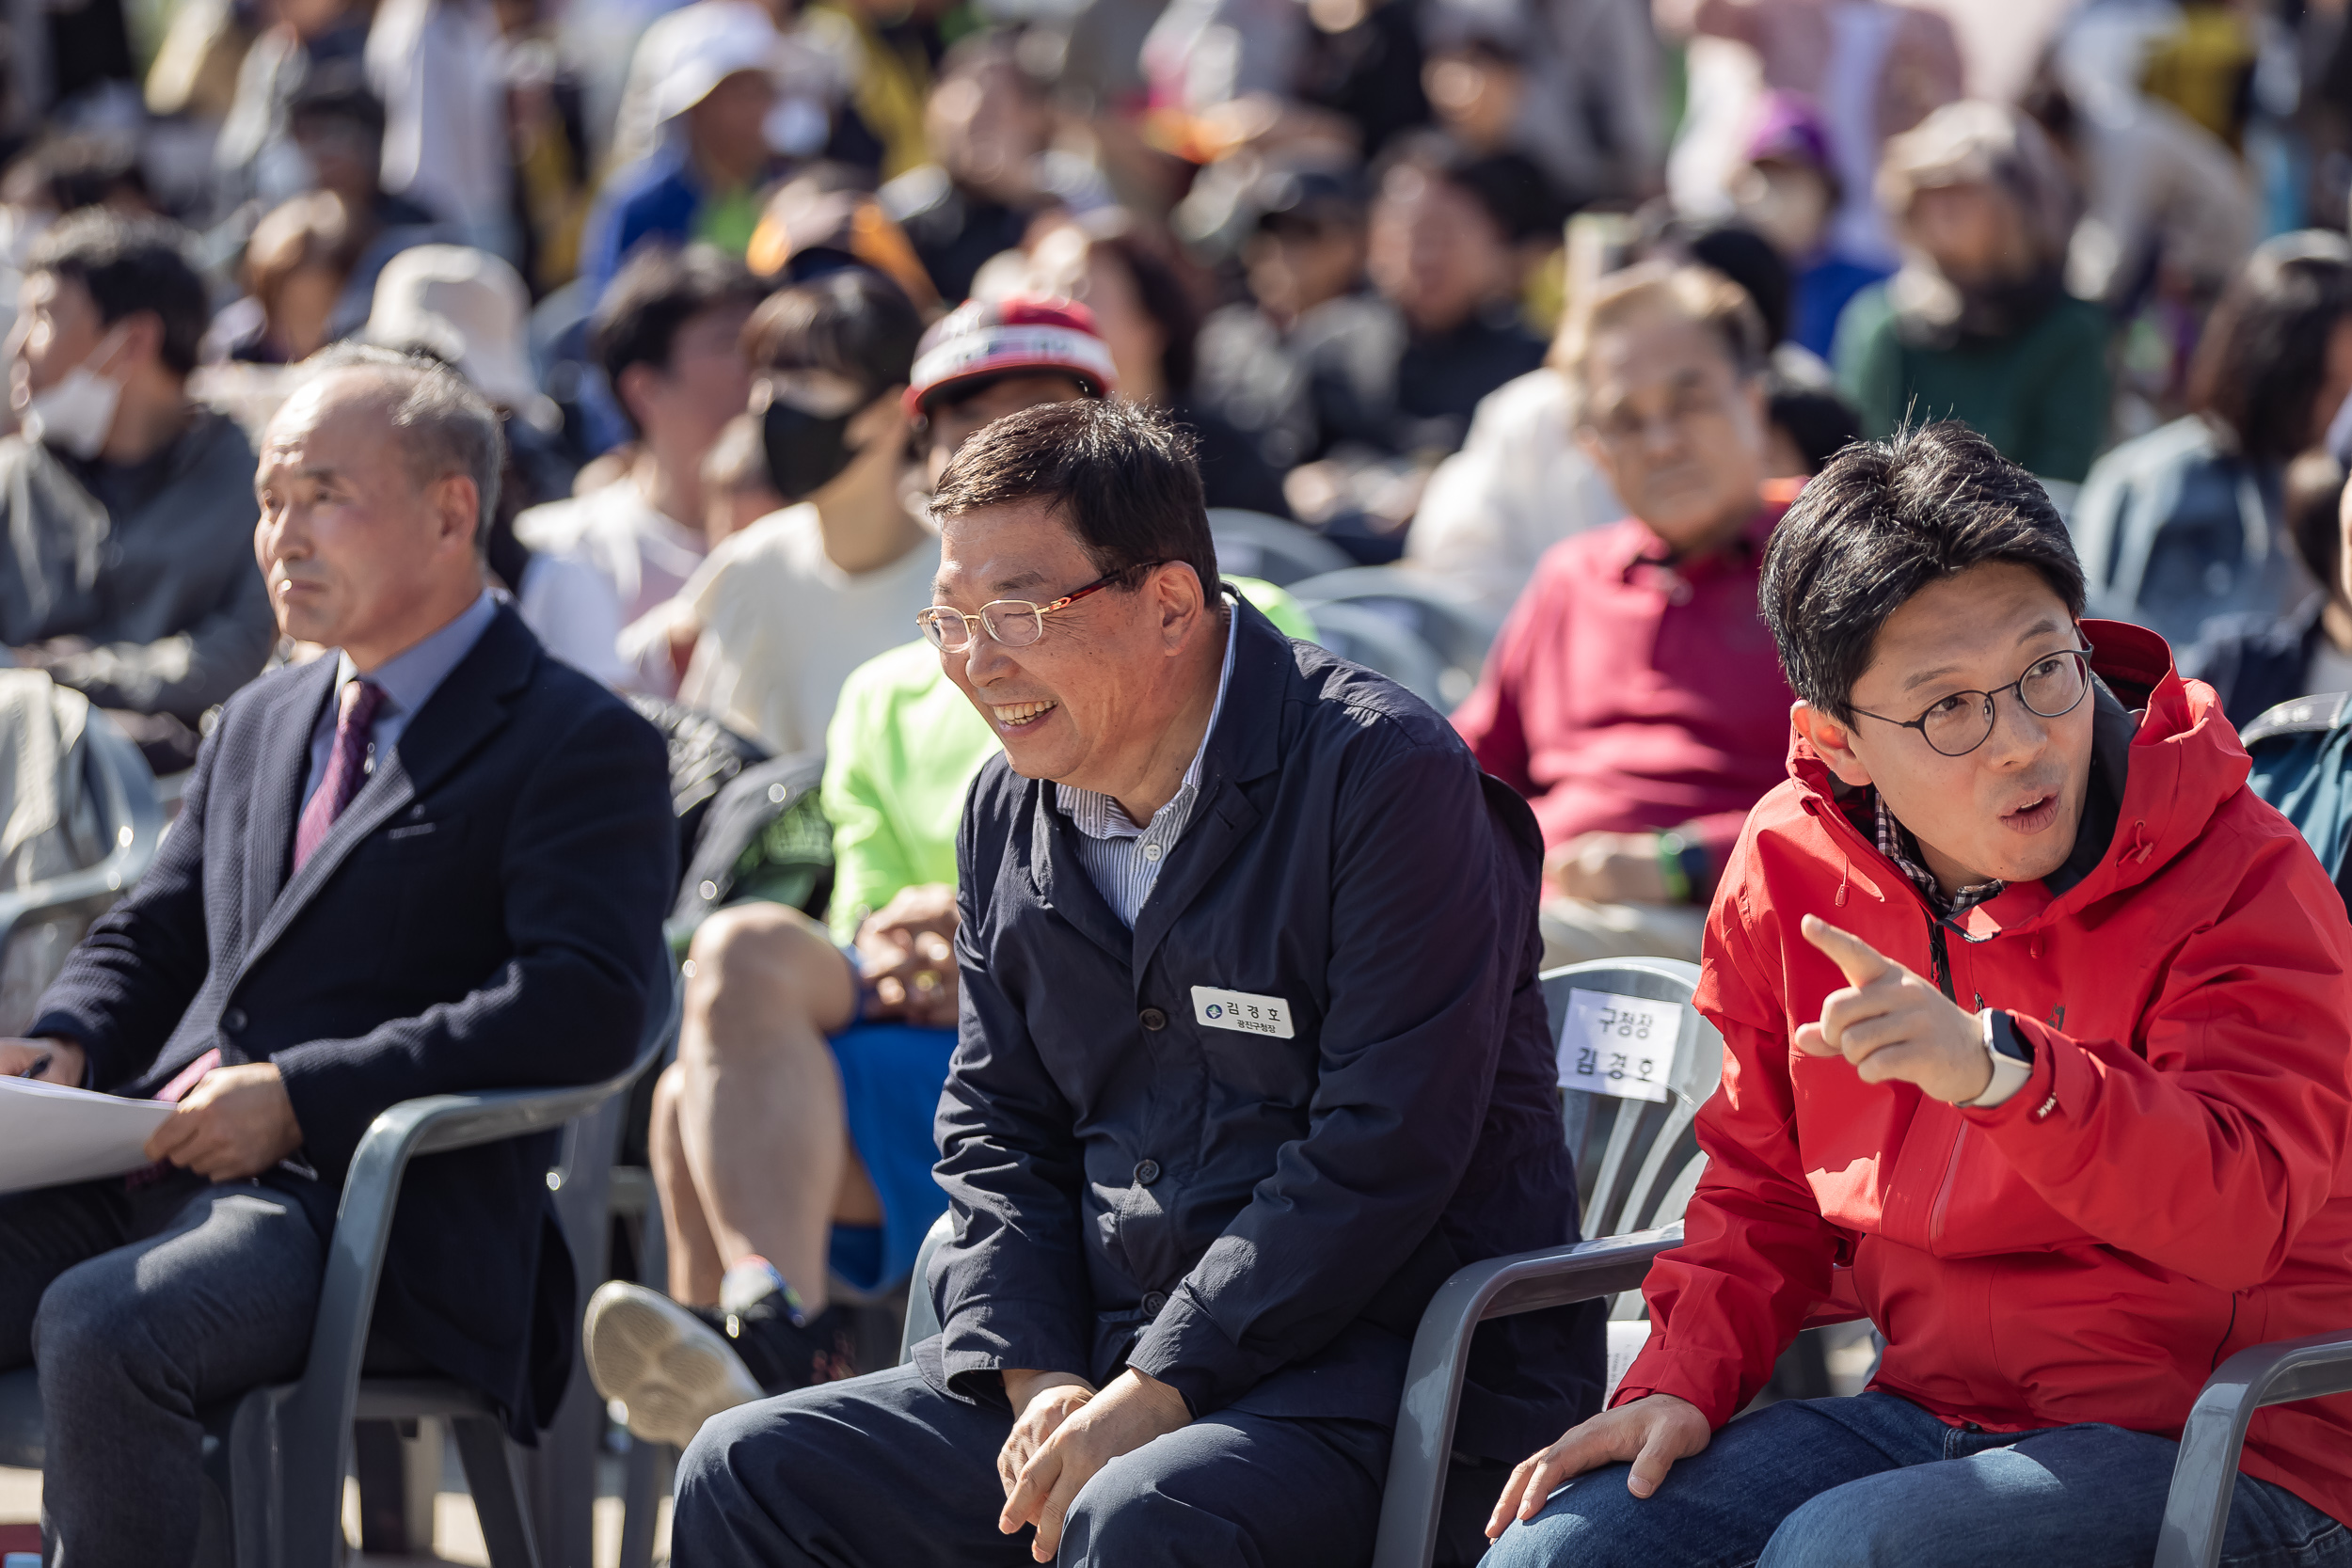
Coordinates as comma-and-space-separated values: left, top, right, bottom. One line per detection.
643, 0, 782, 124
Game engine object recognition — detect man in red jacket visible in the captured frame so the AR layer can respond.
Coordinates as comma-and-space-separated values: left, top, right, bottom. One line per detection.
1484, 421, 2352, 1567
1453, 262, 1797, 970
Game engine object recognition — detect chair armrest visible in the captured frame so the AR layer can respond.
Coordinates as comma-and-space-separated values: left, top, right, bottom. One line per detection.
2153, 1331, 2352, 1568
1370, 1225, 1682, 1568
272, 969, 679, 1562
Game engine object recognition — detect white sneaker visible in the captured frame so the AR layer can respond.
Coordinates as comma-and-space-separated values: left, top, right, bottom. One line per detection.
583, 1281, 763, 1449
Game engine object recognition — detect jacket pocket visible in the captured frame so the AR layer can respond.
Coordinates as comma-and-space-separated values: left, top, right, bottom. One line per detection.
357, 811, 469, 860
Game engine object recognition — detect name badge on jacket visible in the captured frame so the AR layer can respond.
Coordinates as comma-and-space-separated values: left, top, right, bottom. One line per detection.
1191, 986, 1295, 1038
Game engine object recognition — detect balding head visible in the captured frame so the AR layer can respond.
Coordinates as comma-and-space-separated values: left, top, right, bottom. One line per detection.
297, 343, 505, 535
255, 349, 494, 669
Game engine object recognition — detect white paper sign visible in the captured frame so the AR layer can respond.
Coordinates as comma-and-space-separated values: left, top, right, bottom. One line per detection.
1191, 986, 1295, 1039
1557, 989, 1680, 1103
0, 1074, 177, 1195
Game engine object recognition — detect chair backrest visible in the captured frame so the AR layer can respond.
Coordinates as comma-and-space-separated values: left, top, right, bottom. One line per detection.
1541, 960, 1723, 1274
1305, 601, 1447, 706
1286, 566, 1503, 708
1208, 509, 1357, 588
0, 714, 165, 1032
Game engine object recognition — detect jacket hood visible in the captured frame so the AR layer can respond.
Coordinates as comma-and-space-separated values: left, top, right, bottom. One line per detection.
1783, 618, 2250, 931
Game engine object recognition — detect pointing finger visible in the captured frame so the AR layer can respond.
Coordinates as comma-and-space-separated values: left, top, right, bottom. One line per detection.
1800, 914, 1896, 988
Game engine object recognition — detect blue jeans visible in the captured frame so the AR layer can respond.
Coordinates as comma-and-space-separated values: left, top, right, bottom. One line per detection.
1482, 1391, 2351, 1568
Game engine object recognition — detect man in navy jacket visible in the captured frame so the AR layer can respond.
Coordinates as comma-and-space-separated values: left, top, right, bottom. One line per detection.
673, 397, 1597, 1566
0, 345, 675, 1564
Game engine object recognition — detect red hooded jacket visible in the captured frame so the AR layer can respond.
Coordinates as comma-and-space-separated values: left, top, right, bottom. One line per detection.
1613, 622, 2352, 1524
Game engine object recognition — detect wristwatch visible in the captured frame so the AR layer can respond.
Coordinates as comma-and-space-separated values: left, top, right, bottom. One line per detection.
1963, 1009, 2035, 1108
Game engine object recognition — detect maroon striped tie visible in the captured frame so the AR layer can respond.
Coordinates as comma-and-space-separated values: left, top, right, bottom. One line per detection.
294, 678, 387, 872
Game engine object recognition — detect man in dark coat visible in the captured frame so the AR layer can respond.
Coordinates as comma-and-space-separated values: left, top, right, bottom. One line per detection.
0, 345, 675, 1564
672, 396, 1597, 1566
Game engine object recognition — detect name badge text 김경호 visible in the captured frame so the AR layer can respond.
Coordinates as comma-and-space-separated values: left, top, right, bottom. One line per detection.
1191, 986, 1295, 1039
1557, 989, 1679, 1103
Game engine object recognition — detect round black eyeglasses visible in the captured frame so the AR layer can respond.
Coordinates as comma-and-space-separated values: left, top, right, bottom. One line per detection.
1847, 647, 2095, 758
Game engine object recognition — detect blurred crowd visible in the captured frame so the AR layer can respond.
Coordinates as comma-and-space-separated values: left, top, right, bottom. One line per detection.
11, 0, 2352, 791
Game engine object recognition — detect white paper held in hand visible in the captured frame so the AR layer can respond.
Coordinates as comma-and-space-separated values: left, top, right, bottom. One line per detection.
0, 1074, 176, 1195
1557, 989, 1681, 1103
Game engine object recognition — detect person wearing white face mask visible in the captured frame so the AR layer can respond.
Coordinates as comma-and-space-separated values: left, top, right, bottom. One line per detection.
0, 212, 276, 769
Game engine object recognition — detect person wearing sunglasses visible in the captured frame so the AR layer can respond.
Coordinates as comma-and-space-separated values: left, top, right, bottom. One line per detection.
1484, 420, 2352, 1568
670, 394, 1599, 1568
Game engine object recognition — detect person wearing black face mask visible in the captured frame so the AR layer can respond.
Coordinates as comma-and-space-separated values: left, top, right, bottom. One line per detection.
620, 269, 931, 760
760, 374, 875, 503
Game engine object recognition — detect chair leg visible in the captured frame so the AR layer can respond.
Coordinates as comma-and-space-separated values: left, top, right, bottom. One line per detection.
615, 1439, 668, 1568
451, 1415, 542, 1568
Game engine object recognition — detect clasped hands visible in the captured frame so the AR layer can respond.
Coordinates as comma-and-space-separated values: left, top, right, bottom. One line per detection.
854, 883, 961, 1028
996, 1366, 1190, 1562
0, 1037, 304, 1181
1482, 915, 1994, 1537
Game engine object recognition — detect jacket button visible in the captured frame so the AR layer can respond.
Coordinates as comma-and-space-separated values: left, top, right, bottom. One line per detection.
1141, 1291, 1168, 1317
1138, 1007, 1168, 1031
1134, 1159, 1160, 1186
220, 1007, 247, 1033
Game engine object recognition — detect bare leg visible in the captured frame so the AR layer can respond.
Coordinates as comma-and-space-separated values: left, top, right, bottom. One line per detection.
672, 904, 885, 1317
650, 1063, 724, 1306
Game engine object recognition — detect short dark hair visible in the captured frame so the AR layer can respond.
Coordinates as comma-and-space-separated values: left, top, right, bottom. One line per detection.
26, 211, 209, 377
1094, 231, 1200, 396
1766, 377, 1863, 475
1375, 133, 1568, 245
286, 63, 388, 144
1674, 222, 1791, 348
591, 244, 766, 433
930, 398, 1218, 606
740, 266, 924, 390
0, 134, 151, 214
1760, 421, 2087, 721
2185, 232, 2352, 464
2284, 450, 2346, 595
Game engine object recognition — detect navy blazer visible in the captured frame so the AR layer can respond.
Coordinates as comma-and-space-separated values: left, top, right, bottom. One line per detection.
33, 604, 676, 1438
926, 595, 1601, 1462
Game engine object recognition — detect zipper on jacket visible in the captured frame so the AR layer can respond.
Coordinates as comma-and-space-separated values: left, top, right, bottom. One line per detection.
1928, 922, 1955, 1001
1925, 916, 1964, 1250
1928, 1123, 1967, 1250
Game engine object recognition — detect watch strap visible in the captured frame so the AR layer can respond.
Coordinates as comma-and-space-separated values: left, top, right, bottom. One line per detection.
1965, 1009, 2034, 1108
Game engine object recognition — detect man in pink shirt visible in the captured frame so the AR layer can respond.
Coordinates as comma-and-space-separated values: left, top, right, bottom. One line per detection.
1454, 262, 1798, 966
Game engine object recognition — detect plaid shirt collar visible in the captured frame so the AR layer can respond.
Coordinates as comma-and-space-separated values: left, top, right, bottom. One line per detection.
1873, 791, 2005, 918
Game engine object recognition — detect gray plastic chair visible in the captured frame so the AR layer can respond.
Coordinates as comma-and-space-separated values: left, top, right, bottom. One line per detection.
1285, 566, 1504, 710
1368, 959, 1720, 1566
0, 714, 165, 1025
2153, 1332, 2352, 1568
1545, 960, 1720, 1254
1306, 602, 1449, 708
0, 970, 677, 1568
1208, 509, 1356, 588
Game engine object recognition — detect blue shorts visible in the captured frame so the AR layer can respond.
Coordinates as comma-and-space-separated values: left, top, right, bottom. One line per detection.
824, 1020, 957, 1293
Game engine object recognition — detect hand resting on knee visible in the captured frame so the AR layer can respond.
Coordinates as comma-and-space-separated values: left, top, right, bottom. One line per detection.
996, 1366, 1191, 1562
1486, 1392, 1711, 1537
